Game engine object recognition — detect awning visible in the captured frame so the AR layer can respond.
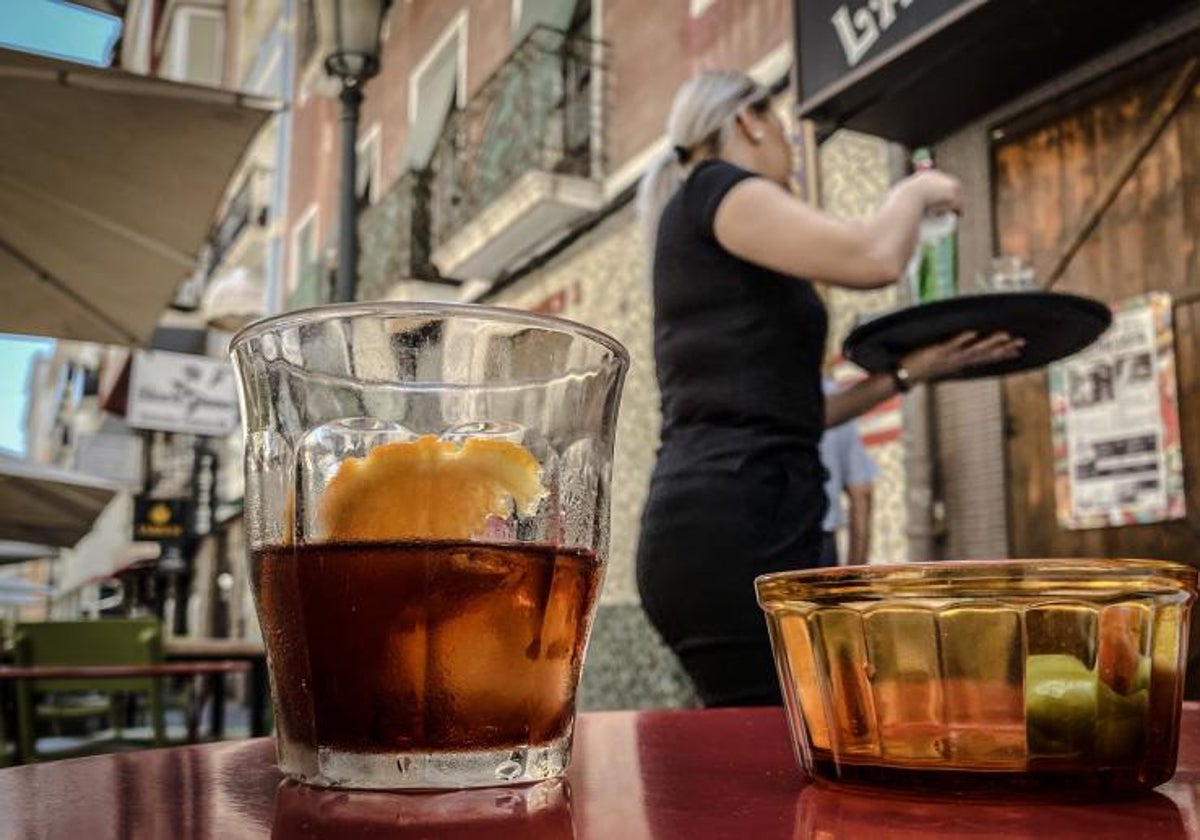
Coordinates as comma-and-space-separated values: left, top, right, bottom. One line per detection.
793, 0, 1197, 145
0, 574, 52, 595
0, 592, 43, 607
0, 456, 120, 547
201, 265, 266, 332
0, 47, 274, 346
0, 541, 56, 566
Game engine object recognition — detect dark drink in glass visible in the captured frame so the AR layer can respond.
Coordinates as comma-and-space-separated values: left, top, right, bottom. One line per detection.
253, 540, 601, 755
231, 303, 627, 789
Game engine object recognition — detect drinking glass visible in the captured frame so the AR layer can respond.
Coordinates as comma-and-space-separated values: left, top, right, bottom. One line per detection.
978, 255, 1037, 292
230, 302, 628, 789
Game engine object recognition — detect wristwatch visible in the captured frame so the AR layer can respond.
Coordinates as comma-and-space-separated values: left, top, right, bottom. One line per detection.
890, 365, 913, 393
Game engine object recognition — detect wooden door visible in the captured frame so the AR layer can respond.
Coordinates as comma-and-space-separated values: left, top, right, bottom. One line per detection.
995, 57, 1200, 567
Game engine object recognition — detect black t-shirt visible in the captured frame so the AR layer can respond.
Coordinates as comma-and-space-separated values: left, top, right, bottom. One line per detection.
651, 160, 828, 463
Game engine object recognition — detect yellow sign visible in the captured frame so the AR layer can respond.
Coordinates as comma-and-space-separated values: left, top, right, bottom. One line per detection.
133, 497, 188, 542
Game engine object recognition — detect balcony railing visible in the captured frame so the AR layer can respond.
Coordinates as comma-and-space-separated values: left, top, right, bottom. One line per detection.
429, 26, 605, 250
208, 165, 272, 275
356, 169, 437, 301
300, 0, 319, 71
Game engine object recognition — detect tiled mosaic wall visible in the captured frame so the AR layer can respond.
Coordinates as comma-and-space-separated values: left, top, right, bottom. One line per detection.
818, 130, 910, 564
481, 131, 903, 708
487, 206, 656, 608
486, 207, 697, 709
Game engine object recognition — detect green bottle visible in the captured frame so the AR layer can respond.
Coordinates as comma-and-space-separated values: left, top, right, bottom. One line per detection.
907, 148, 958, 303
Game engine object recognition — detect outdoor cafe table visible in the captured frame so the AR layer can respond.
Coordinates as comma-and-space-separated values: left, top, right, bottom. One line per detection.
0, 662, 252, 763
2, 705, 1199, 838
163, 638, 269, 738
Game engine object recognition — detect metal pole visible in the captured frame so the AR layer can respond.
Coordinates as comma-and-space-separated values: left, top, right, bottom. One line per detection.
335, 81, 364, 303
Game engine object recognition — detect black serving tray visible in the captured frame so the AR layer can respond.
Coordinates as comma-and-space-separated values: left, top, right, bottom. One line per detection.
843, 291, 1112, 379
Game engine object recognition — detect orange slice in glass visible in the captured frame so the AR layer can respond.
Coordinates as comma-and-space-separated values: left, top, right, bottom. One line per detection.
318, 435, 546, 542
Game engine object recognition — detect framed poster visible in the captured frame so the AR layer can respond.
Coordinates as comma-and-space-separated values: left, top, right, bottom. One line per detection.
1048, 293, 1184, 529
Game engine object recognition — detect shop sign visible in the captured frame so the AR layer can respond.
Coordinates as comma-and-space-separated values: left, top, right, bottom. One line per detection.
191, 444, 217, 538
796, 0, 970, 101
73, 432, 143, 486
133, 496, 193, 544
127, 350, 239, 437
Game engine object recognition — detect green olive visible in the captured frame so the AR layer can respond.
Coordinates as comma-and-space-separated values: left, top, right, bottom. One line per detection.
1026, 654, 1099, 757
1025, 654, 1150, 761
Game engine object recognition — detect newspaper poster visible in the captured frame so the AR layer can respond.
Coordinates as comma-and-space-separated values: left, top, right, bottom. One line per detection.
1048, 293, 1184, 529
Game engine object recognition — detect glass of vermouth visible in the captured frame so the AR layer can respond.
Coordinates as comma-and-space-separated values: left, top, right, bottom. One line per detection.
230, 302, 628, 789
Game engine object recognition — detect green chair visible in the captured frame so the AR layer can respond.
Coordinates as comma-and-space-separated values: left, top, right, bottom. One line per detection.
13, 619, 166, 762
0, 694, 10, 768
0, 617, 11, 765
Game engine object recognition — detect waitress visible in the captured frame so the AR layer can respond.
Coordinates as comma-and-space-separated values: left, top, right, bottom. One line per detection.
635, 70, 1023, 707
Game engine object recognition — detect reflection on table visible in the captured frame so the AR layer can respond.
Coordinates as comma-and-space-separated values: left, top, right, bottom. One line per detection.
271, 778, 575, 839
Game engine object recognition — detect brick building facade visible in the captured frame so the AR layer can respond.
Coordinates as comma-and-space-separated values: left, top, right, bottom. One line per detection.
122, 0, 906, 708
278, 0, 912, 707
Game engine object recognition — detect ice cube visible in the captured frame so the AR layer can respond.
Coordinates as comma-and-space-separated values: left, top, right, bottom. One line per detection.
440, 420, 527, 445
296, 419, 419, 541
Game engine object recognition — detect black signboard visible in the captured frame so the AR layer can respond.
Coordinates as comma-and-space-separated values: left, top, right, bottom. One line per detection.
133, 497, 193, 545
796, 0, 970, 104
793, 0, 1198, 145
190, 442, 218, 538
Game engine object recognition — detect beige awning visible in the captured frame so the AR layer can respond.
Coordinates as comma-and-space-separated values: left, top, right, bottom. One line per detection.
0, 47, 274, 345
0, 541, 56, 566
0, 573, 52, 595
0, 457, 120, 547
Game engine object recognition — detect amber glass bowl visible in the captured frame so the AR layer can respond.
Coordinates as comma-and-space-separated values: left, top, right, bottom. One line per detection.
756, 560, 1197, 799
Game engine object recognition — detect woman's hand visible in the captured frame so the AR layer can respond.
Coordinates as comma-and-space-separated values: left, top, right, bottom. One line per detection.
905, 169, 963, 216
901, 330, 1025, 383
824, 328, 1019, 426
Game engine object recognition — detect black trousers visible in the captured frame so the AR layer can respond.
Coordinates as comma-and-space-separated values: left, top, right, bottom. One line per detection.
817, 531, 839, 568
636, 446, 827, 707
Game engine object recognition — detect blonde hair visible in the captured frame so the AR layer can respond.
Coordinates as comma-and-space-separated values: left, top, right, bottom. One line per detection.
636, 70, 771, 249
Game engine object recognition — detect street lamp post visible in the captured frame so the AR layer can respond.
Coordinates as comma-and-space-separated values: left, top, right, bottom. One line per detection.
317, 0, 387, 303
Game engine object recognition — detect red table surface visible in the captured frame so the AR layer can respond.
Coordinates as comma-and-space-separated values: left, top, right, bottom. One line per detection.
2, 704, 1199, 839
